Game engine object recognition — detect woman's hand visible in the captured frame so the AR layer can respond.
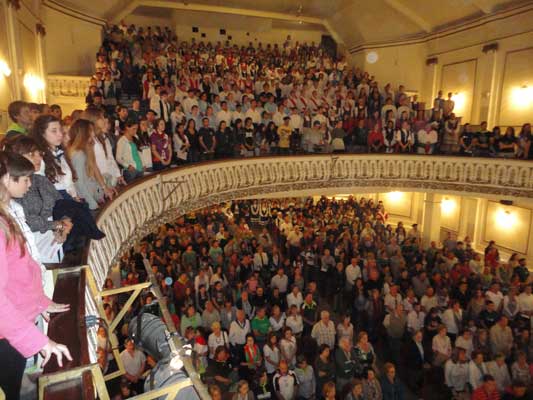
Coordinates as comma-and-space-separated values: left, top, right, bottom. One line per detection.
42, 302, 71, 322
117, 176, 126, 186
61, 219, 73, 235
104, 186, 116, 200
40, 339, 72, 368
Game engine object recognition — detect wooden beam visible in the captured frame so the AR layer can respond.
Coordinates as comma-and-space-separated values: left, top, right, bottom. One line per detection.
384, 0, 432, 32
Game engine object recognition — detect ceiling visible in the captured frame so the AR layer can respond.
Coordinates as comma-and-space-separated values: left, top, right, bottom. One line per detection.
52, 0, 530, 47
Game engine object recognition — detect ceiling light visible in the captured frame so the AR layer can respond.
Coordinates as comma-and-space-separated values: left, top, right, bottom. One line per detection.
0, 60, 11, 77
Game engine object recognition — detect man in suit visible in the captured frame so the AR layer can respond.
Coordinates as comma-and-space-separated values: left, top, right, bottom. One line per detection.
404, 329, 430, 397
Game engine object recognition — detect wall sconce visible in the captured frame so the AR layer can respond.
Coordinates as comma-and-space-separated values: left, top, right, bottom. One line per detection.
452, 92, 466, 114
441, 197, 456, 215
386, 191, 403, 203
495, 208, 517, 230
0, 60, 11, 77
511, 85, 533, 109
23, 73, 45, 101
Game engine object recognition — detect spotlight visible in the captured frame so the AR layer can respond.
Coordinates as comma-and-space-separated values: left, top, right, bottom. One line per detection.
0, 60, 11, 77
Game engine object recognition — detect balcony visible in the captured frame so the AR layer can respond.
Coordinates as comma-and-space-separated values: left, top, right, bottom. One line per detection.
38, 153, 533, 400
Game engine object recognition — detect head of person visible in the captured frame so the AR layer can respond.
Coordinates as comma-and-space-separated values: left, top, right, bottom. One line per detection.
0, 151, 34, 200
8, 101, 32, 129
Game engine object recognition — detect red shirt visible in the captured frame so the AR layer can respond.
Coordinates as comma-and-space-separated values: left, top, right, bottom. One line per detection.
471, 387, 500, 400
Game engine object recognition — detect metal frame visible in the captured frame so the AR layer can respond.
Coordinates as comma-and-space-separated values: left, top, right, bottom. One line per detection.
85, 265, 150, 382
142, 259, 210, 399
38, 363, 110, 400
128, 379, 193, 400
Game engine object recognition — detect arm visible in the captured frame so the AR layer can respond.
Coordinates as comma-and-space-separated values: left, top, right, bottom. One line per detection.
0, 234, 50, 357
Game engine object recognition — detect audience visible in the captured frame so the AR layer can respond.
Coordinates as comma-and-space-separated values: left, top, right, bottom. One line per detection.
1, 21, 532, 400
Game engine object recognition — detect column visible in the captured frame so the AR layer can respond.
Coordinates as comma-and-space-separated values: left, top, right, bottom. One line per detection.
5, 0, 22, 100
486, 49, 501, 127
35, 24, 47, 103
422, 193, 442, 247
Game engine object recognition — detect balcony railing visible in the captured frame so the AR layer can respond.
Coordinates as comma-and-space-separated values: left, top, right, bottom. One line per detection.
47, 74, 91, 98
42, 154, 533, 399
86, 154, 533, 292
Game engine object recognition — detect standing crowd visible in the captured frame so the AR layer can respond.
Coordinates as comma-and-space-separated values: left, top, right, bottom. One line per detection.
100, 196, 532, 400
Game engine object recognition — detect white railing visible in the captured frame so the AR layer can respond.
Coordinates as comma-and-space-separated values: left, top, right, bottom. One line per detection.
47, 74, 91, 98
86, 154, 533, 290
81, 153, 533, 396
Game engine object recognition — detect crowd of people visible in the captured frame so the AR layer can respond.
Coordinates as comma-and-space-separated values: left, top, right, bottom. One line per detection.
96, 196, 532, 400
1, 21, 533, 400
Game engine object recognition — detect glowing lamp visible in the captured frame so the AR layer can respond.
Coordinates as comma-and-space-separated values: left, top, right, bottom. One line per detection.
386, 191, 403, 203
23, 73, 45, 91
0, 60, 11, 77
495, 208, 517, 230
452, 92, 466, 114
511, 85, 533, 109
441, 197, 456, 215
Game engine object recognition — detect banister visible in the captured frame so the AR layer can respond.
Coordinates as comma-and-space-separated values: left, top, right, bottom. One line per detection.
81, 153, 533, 397
85, 154, 533, 287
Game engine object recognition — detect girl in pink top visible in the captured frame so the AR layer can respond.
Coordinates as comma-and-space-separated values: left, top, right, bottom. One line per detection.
0, 151, 72, 399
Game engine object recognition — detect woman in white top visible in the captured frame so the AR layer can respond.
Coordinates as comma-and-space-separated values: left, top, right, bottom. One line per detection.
285, 305, 303, 337
173, 122, 190, 164
83, 109, 123, 188
280, 327, 297, 369
207, 322, 229, 359
263, 332, 280, 375
432, 324, 452, 367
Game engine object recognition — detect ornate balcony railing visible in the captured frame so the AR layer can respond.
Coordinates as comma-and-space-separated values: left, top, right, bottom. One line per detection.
47, 74, 91, 98
86, 154, 533, 289
79, 154, 533, 398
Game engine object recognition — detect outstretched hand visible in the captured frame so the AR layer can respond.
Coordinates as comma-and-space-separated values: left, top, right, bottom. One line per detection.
40, 340, 72, 368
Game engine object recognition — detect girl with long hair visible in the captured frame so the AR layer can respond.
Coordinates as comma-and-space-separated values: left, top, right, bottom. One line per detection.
82, 108, 124, 188
150, 118, 172, 171
67, 119, 112, 209
31, 115, 77, 200
0, 151, 72, 399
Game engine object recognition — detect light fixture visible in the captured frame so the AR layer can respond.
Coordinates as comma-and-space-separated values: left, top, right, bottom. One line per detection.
441, 197, 456, 215
386, 191, 403, 203
0, 60, 11, 77
23, 73, 45, 97
495, 207, 517, 230
366, 51, 378, 64
452, 92, 466, 114
511, 85, 533, 109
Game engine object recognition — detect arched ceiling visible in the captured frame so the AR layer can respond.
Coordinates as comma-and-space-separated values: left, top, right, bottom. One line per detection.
49, 0, 529, 47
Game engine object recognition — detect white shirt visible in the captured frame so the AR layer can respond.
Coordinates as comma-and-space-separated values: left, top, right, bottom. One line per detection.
245, 108, 262, 124
263, 344, 281, 374
487, 361, 511, 392
229, 319, 250, 346
182, 96, 199, 114
518, 292, 533, 314
445, 359, 469, 391
345, 264, 362, 285
286, 315, 303, 335
287, 292, 303, 309
94, 138, 121, 180
442, 308, 462, 335
407, 310, 425, 332
216, 110, 232, 126
486, 290, 504, 309
468, 360, 488, 390
120, 349, 146, 377
208, 331, 229, 359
